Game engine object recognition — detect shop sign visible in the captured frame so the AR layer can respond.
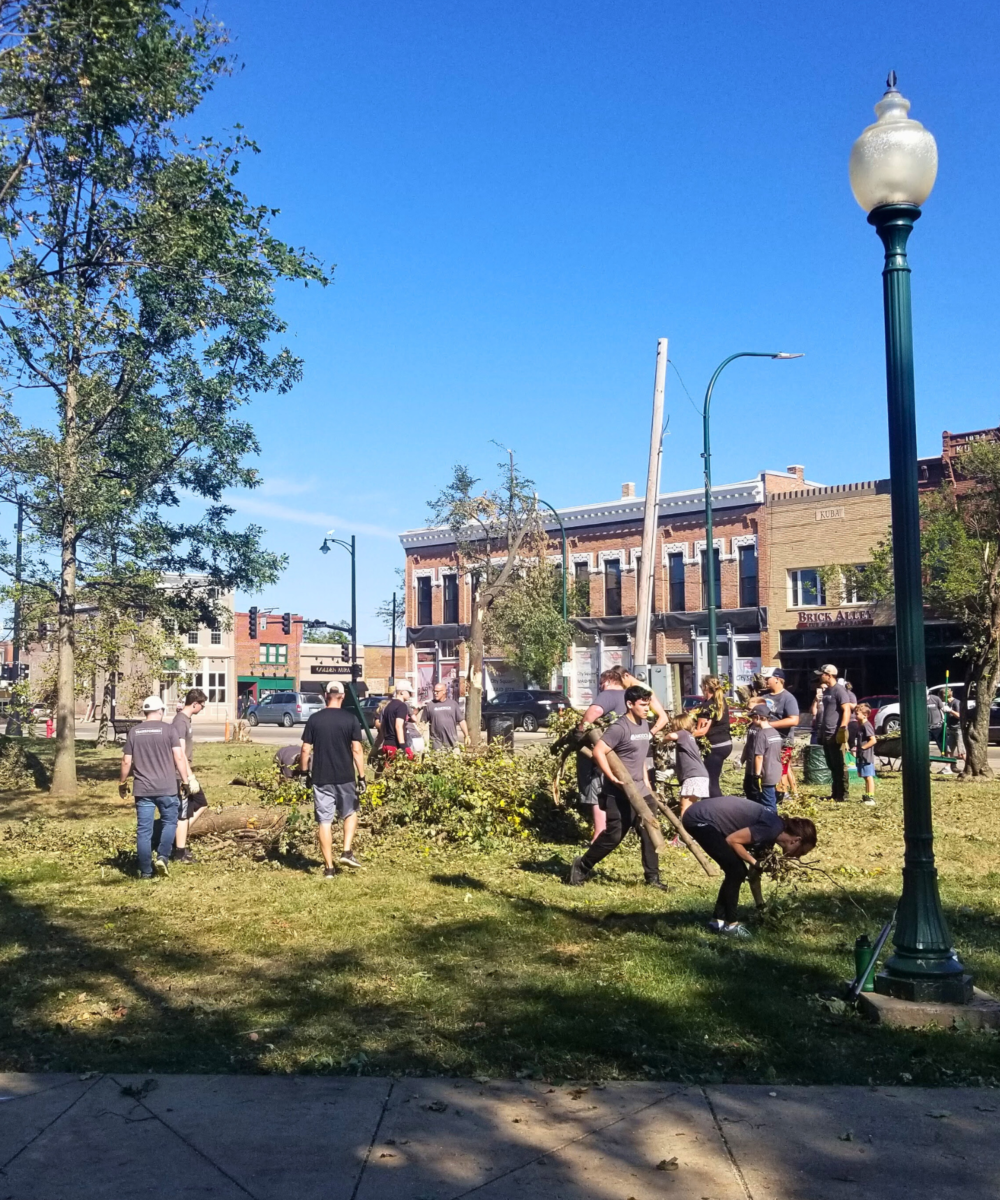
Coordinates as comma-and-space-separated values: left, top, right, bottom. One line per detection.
815, 506, 845, 521
311, 664, 351, 675
797, 609, 874, 627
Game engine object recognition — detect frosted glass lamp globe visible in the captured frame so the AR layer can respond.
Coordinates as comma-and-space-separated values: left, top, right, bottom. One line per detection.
849, 78, 937, 212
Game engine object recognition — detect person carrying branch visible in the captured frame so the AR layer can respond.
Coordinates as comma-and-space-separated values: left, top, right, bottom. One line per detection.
682, 795, 817, 937
569, 685, 669, 891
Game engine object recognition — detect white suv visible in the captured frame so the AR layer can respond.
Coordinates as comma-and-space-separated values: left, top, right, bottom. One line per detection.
874, 683, 999, 738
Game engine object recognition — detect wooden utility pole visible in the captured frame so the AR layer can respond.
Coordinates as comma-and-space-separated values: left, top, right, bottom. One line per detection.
634, 339, 667, 675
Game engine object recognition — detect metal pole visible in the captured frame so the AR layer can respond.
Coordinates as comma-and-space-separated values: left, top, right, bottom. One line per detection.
702, 351, 798, 677
389, 592, 397, 689
6, 499, 23, 735
350, 535, 357, 679
635, 338, 668, 674
868, 202, 971, 1003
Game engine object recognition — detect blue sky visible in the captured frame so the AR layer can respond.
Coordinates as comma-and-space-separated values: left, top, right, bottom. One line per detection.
186, 0, 999, 641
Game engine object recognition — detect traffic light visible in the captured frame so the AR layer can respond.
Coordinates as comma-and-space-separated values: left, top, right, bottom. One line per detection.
248, 606, 258, 640
281, 612, 291, 636
341, 643, 350, 662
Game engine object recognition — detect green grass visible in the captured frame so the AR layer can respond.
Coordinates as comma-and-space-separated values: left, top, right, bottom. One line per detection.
1, 738, 1000, 1085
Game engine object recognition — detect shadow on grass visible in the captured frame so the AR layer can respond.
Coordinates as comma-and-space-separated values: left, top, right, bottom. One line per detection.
430, 873, 488, 890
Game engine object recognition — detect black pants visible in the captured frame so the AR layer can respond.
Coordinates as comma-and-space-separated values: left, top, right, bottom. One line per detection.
683, 821, 749, 923
743, 768, 762, 805
704, 741, 732, 798
579, 787, 660, 881
821, 735, 847, 801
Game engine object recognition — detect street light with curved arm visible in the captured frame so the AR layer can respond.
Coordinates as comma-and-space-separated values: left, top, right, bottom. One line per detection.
319, 529, 357, 680
702, 352, 803, 678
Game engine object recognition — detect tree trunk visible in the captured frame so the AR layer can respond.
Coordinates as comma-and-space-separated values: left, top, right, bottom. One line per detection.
95, 673, 113, 748
466, 589, 485, 748
189, 806, 286, 836
51, 512, 78, 795
962, 654, 999, 778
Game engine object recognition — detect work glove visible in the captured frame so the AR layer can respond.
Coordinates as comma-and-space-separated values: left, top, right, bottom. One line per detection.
357, 777, 368, 795
187, 774, 201, 794
118, 782, 130, 799
835, 728, 848, 747
405, 746, 415, 760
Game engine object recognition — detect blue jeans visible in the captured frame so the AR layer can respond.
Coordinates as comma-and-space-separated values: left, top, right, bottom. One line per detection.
759, 784, 778, 811
135, 795, 179, 876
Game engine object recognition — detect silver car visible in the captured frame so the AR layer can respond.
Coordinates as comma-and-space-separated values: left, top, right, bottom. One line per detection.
246, 691, 324, 728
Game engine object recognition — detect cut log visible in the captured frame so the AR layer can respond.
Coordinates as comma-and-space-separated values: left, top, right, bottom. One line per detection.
189, 806, 287, 837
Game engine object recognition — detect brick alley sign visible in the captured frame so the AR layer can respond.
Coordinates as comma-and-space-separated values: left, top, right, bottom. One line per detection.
798, 609, 875, 627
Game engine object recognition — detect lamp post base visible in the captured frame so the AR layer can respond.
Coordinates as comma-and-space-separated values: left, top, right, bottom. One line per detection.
875, 970, 974, 1005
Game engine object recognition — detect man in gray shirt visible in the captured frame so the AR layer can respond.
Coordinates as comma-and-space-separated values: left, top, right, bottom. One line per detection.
818, 664, 853, 802
570, 686, 667, 891
120, 695, 192, 879
171, 687, 206, 864
421, 683, 468, 750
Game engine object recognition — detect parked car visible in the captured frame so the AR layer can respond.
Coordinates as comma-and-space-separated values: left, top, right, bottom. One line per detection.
481, 690, 565, 732
246, 691, 324, 727
871, 684, 1000, 743
360, 693, 390, 720
857, 694, 899, 733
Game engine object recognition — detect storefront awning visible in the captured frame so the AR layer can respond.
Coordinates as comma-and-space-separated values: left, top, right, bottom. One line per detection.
654, 607, 767, 634
237, 675, 295, 689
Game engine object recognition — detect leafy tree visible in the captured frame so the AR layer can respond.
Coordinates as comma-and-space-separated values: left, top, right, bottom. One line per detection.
0, 2, 325, 793
840, 440, 1000, 777
485, 544, 572, 686
428, 457, 539, 746
303, 628, 348, 645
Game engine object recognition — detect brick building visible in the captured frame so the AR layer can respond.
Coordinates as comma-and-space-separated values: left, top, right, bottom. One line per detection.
400, 466, 817, 707
235, 612, 304, 710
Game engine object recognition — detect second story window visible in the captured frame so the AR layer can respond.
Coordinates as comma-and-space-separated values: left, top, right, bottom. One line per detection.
789, 568, 826, 607
700, 547, 721, 610
604, 558, 622, 617
443, 574, 458, 624
739, 544, 759, 608
417, 576, 433, 625
668, 552, 685, 612
259, 644, 288, 665
211, 630, 222, 645
574, 561, 590, 616
187, 630, 199, 645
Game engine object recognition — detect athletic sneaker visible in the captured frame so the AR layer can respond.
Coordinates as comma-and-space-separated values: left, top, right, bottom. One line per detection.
172, 847, 196, 864
862, 798, 876, 806
568, 856, 590, 886
706, 919, 724, 933
644, 877, 672, 892
720, 922, 752, 939
151, 854, 169, 879
339, 851, 361, 869
323, 867, 337, 881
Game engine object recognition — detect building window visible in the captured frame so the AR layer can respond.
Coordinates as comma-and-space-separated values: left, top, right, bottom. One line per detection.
417, 576, 432, 625
259, 644, 288, 665
443, 574, 458, 624
789, 568, 826, 607
739, 545, 758, 608
700, 548, 721, 610
187, 629, 199, 645
439, 640, 458, 659
210, 630, 222, 645
668, 552, 685, 612
604, 559, 622, 617
207, 671, 227, 703
574, 561, 590, 616
843, 565, 867, 605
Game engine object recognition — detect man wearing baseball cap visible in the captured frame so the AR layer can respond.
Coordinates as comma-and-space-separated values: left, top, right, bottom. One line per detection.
765, 669, 801, 796
119, 695, 192, 878
380, 682, 414, 763
300, 681, 366, 878
817, 665, 853, 802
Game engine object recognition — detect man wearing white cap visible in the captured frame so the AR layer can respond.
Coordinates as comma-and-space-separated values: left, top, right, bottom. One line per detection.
300, 681, 366, 878
119, 695, 193, 878
818, 665, 853, 802
380, 682, 414, 763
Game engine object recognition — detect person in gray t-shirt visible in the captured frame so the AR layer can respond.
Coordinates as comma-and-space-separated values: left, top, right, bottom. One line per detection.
570, 687, 666, 890
171, 687, 207, 863
120, 696, 191, 878
818, 665, 853, 802
421, 684, 469, 749
664, 713, 710, 815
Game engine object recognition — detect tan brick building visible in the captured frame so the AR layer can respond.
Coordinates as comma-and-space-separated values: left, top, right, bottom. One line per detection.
399, 467, 816, 707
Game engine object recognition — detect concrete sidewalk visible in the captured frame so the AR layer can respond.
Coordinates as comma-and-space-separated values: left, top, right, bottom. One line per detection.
2, 1074, 997, 1199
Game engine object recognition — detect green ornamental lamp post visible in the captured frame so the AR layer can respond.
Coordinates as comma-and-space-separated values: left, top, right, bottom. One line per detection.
850, 73, 972, 1003
536, 494, 569, 694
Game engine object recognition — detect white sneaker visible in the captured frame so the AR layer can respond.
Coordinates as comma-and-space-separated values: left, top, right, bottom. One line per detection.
721, 923, 752, 939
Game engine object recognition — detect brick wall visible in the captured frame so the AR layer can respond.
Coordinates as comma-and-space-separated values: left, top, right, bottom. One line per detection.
235, 611, 304, 684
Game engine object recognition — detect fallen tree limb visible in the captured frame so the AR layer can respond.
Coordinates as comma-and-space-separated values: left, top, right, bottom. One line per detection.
189, 806, 287, 837
649, 795, 718, 878
579, 730, 664, 852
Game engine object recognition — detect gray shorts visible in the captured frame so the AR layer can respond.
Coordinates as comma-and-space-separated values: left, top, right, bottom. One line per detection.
679, 775, 710, 799
580, 771, 603, 806
313, 782, 358, 824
